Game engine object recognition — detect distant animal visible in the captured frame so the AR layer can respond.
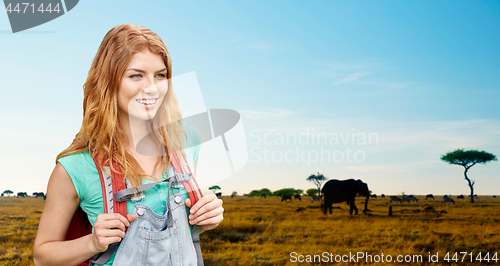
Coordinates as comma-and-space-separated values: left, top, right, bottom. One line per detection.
17, 192, 27, 197
321, 179, 369, 215
390, 196, 402, 203
370, 194, 377, 199
243, 193, 250, 197
215, 192, 222, 198
442, 196, 455, 204
423, 206, 436, 212
493, 195, 497, 198
0, 193, 3, 197
295, 207, 306, 212
281, 195, 292, 202
294, 195, 302, 201
426, 194, 434, 200
380, 194, 385, 198
402, 195, 418, 203
33, 192, 45, 198
457, 195, 464, 199
231, 194, 235, 198
261, 193, 266, 198
311, 196, 322, 203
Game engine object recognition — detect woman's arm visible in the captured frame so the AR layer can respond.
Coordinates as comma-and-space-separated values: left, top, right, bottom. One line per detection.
33, 162, 133, 266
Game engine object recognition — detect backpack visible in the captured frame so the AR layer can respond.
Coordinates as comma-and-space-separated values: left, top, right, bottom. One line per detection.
64, 149, 204, 266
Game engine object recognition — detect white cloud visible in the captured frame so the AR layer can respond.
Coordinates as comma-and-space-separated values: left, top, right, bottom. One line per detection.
319, 61, 416, 91
331, 72, 372, 85
247, 41, 274, 51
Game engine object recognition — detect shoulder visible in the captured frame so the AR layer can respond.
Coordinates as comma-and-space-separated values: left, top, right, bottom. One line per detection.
57, 150, 96, 175
57, 150, 97, 200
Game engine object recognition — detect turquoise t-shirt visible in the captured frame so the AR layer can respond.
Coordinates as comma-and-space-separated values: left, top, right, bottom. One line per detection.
58, 125, 201, 265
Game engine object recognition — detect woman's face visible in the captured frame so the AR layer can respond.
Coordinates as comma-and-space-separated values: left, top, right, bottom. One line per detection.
117, 49, 169, 123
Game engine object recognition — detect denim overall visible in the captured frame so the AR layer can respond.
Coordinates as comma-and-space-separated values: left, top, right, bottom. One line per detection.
112, 162, 199, 266
90, 158, 202, 266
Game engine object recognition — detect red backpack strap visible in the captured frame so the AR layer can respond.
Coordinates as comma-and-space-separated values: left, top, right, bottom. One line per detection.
89, 150, 128, 217
170, 152, 203, 205
88, 150, 128, 266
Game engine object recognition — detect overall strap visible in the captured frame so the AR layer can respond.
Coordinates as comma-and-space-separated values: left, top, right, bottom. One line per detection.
113, 178, 169, 202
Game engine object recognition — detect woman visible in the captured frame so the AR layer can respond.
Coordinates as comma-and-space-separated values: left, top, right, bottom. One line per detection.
33, 24, 224, 266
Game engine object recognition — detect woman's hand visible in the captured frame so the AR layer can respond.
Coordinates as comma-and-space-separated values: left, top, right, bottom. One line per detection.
90, 213, 137, 253
185, 193, 223, 231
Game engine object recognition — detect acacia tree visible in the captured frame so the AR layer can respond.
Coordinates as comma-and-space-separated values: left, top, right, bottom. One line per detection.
441, 149, 497, 203
307, 172, 327, 197
209, 185, 221, 194
2, 190, 13, 196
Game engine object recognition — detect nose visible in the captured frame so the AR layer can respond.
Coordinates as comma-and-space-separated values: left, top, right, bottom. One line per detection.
141, 75, 159, 95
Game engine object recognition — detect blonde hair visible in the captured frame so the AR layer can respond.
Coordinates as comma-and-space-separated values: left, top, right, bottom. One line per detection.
56, 24, 186, 188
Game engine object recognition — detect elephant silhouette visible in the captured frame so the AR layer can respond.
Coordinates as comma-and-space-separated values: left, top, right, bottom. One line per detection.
426, 194, 434, 200
321, 179, 369, 215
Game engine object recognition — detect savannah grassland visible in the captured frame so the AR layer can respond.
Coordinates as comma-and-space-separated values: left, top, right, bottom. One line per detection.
1, 196, 499, 266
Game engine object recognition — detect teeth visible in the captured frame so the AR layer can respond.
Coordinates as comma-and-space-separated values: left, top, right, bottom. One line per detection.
137, 99, 156, 104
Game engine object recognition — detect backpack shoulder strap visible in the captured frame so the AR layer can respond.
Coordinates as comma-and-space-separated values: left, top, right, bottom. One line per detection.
170, 151, 204, 266
171, 152, 203, 204
89, 150, 128, 266
89, 150, 128, 216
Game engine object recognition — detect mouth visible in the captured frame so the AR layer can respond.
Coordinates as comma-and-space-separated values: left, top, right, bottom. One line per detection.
136, 98, 158, 108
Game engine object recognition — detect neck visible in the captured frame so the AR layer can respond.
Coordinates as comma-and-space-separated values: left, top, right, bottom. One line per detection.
119, 112, 152, 153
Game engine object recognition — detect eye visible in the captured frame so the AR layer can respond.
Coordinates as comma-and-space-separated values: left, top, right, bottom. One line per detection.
130, 74, 141, 79
156, 73, 166, 78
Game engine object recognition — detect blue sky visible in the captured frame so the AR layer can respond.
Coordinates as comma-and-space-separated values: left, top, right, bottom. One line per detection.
1, 0, 499, 196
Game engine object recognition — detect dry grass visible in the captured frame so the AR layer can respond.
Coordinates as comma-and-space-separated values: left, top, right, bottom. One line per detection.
200, 195, 500, 265
1, 196, 499, 265
0, 197, 43, 266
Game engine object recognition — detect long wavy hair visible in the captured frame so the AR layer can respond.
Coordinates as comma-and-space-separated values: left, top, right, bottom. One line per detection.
56, 24, 187, 188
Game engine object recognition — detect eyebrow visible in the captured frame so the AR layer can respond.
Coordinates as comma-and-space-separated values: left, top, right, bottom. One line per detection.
125, 68, 167, 73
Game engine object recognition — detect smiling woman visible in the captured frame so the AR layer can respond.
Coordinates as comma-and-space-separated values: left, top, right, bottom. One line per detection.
117, 51, 169, 122
32, 24, 224, 266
